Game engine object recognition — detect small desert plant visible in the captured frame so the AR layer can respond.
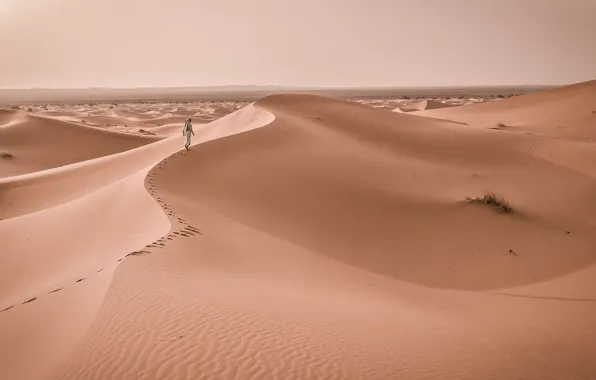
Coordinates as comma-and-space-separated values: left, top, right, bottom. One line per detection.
0, 152, 13, 158
465, 193, 514, 213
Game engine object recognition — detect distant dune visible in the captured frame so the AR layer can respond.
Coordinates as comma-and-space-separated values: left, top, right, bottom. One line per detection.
1, 81, 596, 380
416, 79, 596, 126
394, 99, 455, 112
0, 85, 553, 105
0, 110, 158, 177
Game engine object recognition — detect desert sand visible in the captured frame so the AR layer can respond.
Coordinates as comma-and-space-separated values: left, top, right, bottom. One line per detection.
1, 80, 596, 380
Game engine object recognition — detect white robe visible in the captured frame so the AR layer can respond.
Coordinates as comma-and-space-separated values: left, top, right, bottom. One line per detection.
183, 122, 193, 145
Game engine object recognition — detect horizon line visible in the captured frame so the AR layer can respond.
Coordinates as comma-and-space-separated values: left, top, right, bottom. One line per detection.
0, 84, 564, 91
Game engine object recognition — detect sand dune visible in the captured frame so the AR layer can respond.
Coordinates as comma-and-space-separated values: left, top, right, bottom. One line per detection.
2, 82, 596, 380
13, 101, 248, 137
417, 79, 596, 127
413, 79, 596, 179
0, 104, 273, 380
0, 110, 158, 177
395, 98, 454, 112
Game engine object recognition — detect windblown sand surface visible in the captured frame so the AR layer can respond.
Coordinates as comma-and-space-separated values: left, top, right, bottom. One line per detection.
1, 81, 596, 380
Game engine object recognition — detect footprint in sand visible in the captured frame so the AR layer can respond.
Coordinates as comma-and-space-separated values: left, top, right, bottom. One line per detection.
76, 278, 86, 283
48, 288, 63, 294
23, 297, 37, 304
186, 226, 203, 235
1, 305, 15, 312
127, 250, 150, 257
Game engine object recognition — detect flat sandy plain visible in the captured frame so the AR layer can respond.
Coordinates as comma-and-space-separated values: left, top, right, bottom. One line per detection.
1, 81, 595, 380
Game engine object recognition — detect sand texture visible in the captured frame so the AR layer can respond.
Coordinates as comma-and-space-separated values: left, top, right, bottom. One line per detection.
1, 81, 596, 380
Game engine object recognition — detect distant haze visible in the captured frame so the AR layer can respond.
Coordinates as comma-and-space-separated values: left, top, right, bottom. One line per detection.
1, 0, 595, 89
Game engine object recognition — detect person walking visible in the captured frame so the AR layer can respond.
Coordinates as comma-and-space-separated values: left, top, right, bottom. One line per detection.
182, 117, 195, 150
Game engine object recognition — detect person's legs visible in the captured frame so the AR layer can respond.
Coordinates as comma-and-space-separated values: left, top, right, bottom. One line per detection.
185, 133, 191, 149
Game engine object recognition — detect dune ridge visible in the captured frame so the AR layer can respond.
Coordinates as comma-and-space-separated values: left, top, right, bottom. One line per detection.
416, 79, 596, 127
2, 82, 596, 380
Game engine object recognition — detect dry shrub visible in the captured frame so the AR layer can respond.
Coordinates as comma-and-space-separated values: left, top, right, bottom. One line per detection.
465, 193, 514, 213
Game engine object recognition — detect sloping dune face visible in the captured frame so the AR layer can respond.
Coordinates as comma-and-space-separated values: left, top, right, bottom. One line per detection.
0, 111, 159, 177
415, 80, 596, 181
145, 94, 596, 290
46, 90, 596, 380
417, 79, 596, 128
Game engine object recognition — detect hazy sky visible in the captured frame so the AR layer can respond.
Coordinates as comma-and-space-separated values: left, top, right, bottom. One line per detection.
1, 0, 595, 88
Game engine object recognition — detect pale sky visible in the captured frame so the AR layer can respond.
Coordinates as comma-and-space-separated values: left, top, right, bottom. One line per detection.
0, 0, 595, 89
